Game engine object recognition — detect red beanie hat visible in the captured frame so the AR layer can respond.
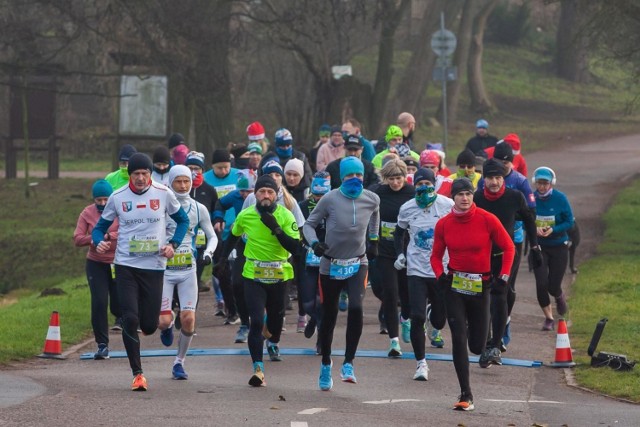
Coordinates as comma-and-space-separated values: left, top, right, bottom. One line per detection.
420, 150, 441, 167
503, 133, 521, 153
246, 122, 265, 141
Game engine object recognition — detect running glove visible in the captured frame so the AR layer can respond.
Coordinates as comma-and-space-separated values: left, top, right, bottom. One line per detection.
491, 277, 508, 295
394, 254, 407, 270
259, 211, 282, 234
202, 250, 214, 265
530, 246, 543, 269
312, 241, 329, 257
366, 240, 378, 260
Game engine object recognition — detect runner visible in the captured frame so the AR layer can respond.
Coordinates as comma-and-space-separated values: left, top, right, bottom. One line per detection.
371, 159, 415, 358
284, 158, 309, 202
325, 134, 379, 190
92, 153, 189, 391
151, 146, 172, 186
258, 128, 313, 187
395, 168, 453, 380
473, 159, 541, 366
303, 156, 380, 391
372, 125, 419, 170
430, 177, 515, 411
73, 179, 121, 359
464, 119, 499, 165
419, 150, 453, 197
315, 125, 345, 172
157, 165, 218, 380
341, 118, 376, 162
448, 149, 480, 189
484, 133, 528, 177
105, 144, 136, 190
220, 175, 301, 386
309, 124, 331, 172
531, 167, 574, 331
247, 142, 263, 172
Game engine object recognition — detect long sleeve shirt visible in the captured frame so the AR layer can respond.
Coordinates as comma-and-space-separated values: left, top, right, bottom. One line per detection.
74, 204, 118, 264
534, 189, 574, 247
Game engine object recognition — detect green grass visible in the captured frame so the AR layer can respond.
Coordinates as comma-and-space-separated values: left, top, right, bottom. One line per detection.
0, 278, 93, 363
568, 180, 640, 402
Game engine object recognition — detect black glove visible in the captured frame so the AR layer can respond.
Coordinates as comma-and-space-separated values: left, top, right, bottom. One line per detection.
491, 277, 508, 295
212, 257, 229, 277
259, 211, 281, 234
530, 246, 543, 270
312, 241, 329, 257
366, 240, 378, 260
202, 254, 212, 266
437, 273, 452, 288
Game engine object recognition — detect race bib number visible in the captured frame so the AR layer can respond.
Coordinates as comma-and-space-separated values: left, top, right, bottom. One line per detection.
380, 221, 397, 241
305, 249, 321, 267
128, 235, 160, 256
451, 272, 483, 296
215, 184, 235, 198
253, 260, 285, 284
195, 229, 206, 247
329, 257, 361, 280
536, 215, 556, 228
166, 249, 193, 271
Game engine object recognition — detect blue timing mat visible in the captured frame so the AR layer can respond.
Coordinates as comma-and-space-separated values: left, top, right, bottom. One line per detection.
79, 347, 542, 367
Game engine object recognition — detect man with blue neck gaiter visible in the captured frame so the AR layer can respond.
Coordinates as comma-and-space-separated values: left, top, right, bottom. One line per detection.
259, 128, 313, 187
303, 156, 380, 391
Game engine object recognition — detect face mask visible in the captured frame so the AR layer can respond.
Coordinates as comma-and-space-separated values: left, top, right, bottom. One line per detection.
235, 157, 250, 169
256, 200, 277, 214
276, 146, 293, 158
395, 143, 410, 157
340, 177, 363, 199
153, 165, 169, 175
95, 203, 106, 212
415, 185, 437, 208
192, 171, 204, 188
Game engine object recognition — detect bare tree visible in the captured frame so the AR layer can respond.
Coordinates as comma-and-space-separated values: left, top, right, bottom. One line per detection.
555, 0, 590, 82
467, 0, 500, 114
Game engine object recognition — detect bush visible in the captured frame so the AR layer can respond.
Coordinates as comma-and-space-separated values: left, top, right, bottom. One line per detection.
486, 1, 532, 47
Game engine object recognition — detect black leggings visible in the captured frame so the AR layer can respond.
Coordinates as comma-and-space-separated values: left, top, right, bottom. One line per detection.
445, 285, 490, 396
377, 257, 410, 339
300, 266, 322, 326
115, 265, 164, 376
407, 276, 446, 360
488, 254, 509, 348
318, 266, 368, 366
507, 242, 522, 315
232, 242, 249, 326
244, 279, 287, 363
86, 259, 120, 345
534, 244, 568, 307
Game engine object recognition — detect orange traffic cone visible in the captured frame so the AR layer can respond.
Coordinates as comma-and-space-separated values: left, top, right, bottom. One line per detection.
550, 318, 575, 368
38, 311, 66, 360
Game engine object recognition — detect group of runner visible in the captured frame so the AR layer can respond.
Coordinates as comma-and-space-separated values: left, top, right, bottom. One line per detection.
73, 115, 576, 411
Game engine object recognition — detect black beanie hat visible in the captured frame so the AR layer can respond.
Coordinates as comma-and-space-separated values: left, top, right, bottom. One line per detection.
413, 167, 436, 185
211, 149, 231, 165
127, 153, 153, 175
482, 158, 507, 177
168, 133, 185, 149
451, 177, 474, 197
456, 149, 476, 166
255, 174, 279, 193
231, 143, 248, 159
493, 143, 514, 162
153, 146, 171, 164
118, 144, 137, 162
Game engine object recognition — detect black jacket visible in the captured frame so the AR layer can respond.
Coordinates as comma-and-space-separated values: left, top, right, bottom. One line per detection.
325, 157, 380, 190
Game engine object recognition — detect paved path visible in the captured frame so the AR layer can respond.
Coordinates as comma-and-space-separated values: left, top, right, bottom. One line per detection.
1, 134, 640, 426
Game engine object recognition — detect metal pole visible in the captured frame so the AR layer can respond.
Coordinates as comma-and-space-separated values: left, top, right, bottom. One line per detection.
440, 12, 448, 152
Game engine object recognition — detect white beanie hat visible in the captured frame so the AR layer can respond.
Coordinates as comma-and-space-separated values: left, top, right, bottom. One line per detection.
284, 158, 304, 178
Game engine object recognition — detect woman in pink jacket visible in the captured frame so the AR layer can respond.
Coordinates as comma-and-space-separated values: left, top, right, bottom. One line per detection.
73, 179, 120, 360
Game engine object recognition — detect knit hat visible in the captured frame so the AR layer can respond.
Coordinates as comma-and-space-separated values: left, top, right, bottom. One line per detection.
168, 165, 192, 187
451, 177, 474, 197
413, 168, 436, 185
173, 144, 189, 165
255, 174, 278, 193
319, 124, 332, 137
402, 156, 419, 169
247, 142, 263, 154
262, 159, 284, 177
118, 144, 137, 162
482, 158, 507, 177
476, 119, 489, 129
493, 142, 514, 162
152, 146, 171, 164
385, 125, 403, 143
231, 143, 248, 159
456, 149, 476, 166
185, 151, 206, 170
236, 169, 257, 190
340, 156, 364, 180
284, 158, 304, 178
330, 125, 342, 135
211, 149, 231, 165
246, 122, 265, 141
127, 153, 153, 174
310, 171, 331, 195
502, 133, 521, 153
168, 133, 185, 149
92, 179, 113, 198
419, 150, 441, 167
274, 128, 293, 146
344, 134, 362, 149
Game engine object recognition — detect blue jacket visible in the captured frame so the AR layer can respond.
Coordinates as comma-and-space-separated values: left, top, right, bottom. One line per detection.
534, 189, 574, 247
203, 168, 239, 240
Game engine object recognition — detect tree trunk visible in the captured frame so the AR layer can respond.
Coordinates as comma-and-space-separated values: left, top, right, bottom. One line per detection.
467, 0, 500, 114
168, 75, 194, 141
556, 0, 590, 83
368, 0, 411, 136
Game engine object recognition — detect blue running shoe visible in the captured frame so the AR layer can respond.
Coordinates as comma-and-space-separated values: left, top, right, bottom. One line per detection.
430, 328, 445, 348
267, 341, 282, 362
339, 290, 348, 312
388, 340, 402, 358
94, 343, 109, 360
502, 316, 511, 350
160, 326, 174, 347
172, 363, 188, 380
401, 318, 411, 343
235, 325, 249, 344
319, 363, 333, 391
340, 363, 357, 383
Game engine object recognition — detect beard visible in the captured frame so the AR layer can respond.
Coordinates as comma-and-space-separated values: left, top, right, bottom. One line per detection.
256, 198, 276, 213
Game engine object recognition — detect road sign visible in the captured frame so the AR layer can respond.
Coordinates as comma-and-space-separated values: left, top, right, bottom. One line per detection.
430, 29, 457, 57
432, 66, 458, 82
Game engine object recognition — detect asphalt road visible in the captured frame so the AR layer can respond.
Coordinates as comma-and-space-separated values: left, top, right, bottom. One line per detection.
1, 134, 640, 427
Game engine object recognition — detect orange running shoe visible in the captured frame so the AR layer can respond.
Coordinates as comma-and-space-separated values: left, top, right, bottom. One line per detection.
131, 373, 148, 391
453, 392, 474, 411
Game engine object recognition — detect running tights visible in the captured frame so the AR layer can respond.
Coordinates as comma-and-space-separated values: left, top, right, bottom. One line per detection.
407, 276, 446, 361
243, 279, 287, 363
86, 259, 120, 345
533, 244, 568, 307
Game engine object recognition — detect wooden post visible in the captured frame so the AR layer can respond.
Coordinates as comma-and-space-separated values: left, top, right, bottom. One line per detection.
5, 138, 17, 179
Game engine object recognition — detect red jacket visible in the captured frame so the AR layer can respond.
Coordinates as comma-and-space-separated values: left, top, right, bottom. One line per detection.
430, 203, 514, 278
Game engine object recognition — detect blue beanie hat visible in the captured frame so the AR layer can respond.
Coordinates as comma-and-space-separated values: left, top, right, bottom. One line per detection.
262, 159, 284, 177
92, 179, 113, 198
340, 156, 364, 181
274, 128, 293, 146
311, 171, 331, 195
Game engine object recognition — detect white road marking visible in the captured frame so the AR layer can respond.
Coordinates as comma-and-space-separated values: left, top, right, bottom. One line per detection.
363, 398, 423, 404
298, 408, 329, 415
484, 399, 565, 404
291, 422, 308, 427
